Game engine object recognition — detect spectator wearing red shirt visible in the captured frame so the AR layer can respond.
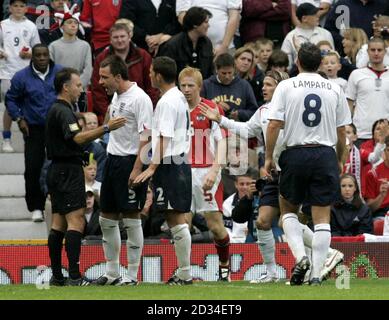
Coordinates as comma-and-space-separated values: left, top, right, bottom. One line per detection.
240, 0, 291, 47
365, 135, 389, 220
91, 22, 158, 124
360, 119, 389, 195
80, 0, 121, 55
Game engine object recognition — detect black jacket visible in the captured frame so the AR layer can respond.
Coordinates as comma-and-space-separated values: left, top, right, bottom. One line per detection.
119, 0, 181, 50
159, 31, 214, 80
84, 206, 102, 239
247, 66, 265, 107
330, 201, 373, 236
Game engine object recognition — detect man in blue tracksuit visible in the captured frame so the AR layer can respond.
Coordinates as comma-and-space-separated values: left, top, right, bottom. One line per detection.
6, 43, 62, 222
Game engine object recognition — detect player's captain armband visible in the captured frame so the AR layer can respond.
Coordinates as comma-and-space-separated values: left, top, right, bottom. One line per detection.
69, 123, 79, 132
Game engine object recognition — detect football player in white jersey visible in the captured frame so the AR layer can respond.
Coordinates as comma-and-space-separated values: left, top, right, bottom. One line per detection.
93, 55, 153, 286
265, 42, 351, 285
178, 67, 232, 281
200, 70, 344, 284
134, 56, 193, 285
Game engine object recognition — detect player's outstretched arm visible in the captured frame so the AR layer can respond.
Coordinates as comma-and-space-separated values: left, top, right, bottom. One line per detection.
73, 116, 126, 145
264, 120, 283, 178
198, 102, 222, 123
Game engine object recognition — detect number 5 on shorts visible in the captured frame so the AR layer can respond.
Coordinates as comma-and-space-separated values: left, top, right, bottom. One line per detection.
203, 190, 213, 202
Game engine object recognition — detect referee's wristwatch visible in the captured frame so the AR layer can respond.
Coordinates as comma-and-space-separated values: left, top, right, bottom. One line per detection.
103, 124, 110, 134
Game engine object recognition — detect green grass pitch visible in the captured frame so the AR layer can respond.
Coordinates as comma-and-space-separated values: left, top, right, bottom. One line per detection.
1, 279, 389, 300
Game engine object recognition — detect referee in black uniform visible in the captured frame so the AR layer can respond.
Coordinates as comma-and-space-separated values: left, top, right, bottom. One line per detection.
46, 68, 126, 286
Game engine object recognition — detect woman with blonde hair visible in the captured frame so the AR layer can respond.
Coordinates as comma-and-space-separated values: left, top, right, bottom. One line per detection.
342, 28, 368, 65
339, 28, 368, 79
234, 46, 265, 106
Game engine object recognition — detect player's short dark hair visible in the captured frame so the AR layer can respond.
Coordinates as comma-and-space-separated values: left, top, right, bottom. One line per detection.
297, 42, 322, 72
32, 43, 49, 56
386, 135, 389, 147
152, 56, 177, 84
183, 7, 212, 32
267, 49, 289, 71
318, 70, 329, 79
100, 55, 129, 80
54, 68, 80, 94
215, 53, 235, 70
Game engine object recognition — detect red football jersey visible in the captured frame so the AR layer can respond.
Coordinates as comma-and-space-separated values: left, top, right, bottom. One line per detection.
190, 98, 228, 168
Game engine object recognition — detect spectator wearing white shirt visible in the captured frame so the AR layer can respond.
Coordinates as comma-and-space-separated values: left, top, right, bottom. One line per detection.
291, 0, 334, 27
222, 175, 252, 243
320, 51, 348, 92
281, 3, 334, 71
346, 37, 389, 145
356, 15, 389, 68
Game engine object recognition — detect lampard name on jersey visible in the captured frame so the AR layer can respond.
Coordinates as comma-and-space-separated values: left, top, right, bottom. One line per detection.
292, 80, 332, 90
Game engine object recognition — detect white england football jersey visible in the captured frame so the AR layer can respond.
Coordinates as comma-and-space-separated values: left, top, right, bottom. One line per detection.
0, 17, 41, 79
107, 83, 153, 156
220, 102, 285, 169
152, 86, 191, 157
269, 73, 351, 147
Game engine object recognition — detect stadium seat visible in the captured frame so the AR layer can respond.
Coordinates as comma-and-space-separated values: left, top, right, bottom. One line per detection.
373, 219, 384, 236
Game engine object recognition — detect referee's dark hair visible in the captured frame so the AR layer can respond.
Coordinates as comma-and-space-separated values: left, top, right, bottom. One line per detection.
152, 56, 177, 84
54, 67, 80, 94
100, 55, 129, 80
182, 7, 212, 32
297, 42, 322, 72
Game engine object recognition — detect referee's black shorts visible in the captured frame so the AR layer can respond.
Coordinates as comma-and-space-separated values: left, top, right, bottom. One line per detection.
47, 162, 86, 215
278, 146, 339, 206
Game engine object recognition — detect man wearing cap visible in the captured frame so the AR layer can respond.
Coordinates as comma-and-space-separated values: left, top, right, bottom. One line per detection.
281, 3, 334, 71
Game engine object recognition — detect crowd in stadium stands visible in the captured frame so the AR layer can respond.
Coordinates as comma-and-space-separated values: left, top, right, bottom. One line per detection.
2, 0, 389, 243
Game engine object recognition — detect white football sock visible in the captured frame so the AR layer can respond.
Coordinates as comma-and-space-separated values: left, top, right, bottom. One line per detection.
171, 224, 192, 280
256, 228, 276, 275
301, 223, 335, 258
123, 218, 144, 282
282, 213, 306, 263
327, 247, 335, 258
311, 223, 331, 279
99, 217, 121, 278
301, 223, 313, 248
